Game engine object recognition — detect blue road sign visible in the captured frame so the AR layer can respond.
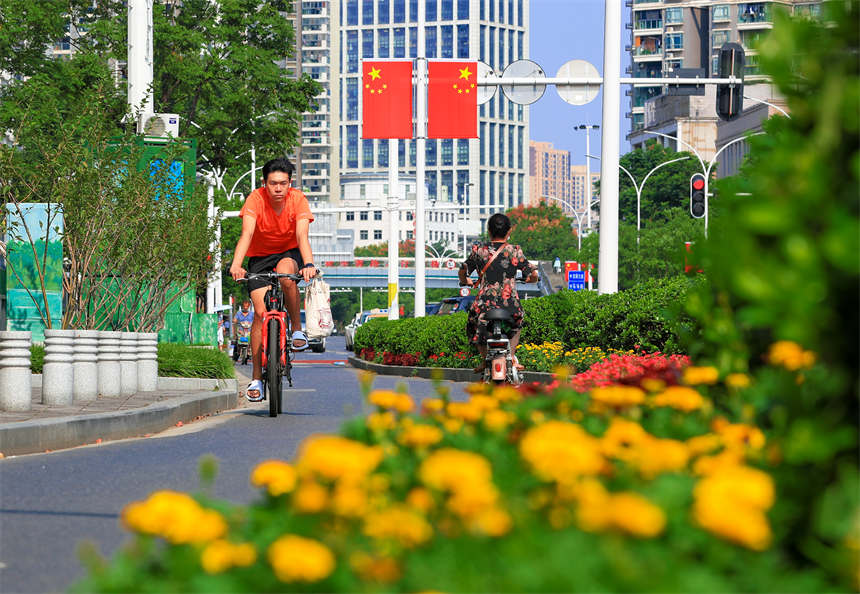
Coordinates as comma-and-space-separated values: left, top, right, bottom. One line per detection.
568, 270, 586, 291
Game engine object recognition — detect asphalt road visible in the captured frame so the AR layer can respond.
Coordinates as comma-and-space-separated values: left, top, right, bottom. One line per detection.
0, 336, 472, 594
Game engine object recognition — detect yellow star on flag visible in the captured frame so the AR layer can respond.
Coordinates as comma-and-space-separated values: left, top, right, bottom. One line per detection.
458, 66, 472, 80
369, 67, 382, 80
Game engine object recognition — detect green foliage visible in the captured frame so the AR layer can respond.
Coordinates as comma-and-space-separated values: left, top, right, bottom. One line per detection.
506, 201, 579, 261
679, 3, 859, 586
157, 343, 235, 379
30, 344, 45, 374
354, 313, 472, 362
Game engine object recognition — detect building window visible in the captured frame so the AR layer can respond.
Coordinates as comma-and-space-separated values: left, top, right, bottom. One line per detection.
347, 126, 358, 168
489, 0, 494, 21
360, 210, 369, 221
712, 30, 729, 48
409, 140, 417, 167
457, 24, 469, 59
346, 211, 355, 221
363, 0, 374, 24
441, 25, 453, 58
442, 0, 453, 20
498, 28, 504, 70
458, 139, 469, 165
374, 210, 383, 220
427, 139, 437, 165
517, 127, 523, 168
360, 230, 368, 240
712, 5, 730, 22
374, 229, 383, 240
508, 126, 514, 169
362, 29, 374, 58
409, 26, 417, 57
346, 77, 358, 120
363, 139, 374, 167
426, 26, 437, 57
378, 29, 389, 57
394, 0, 406, 21
665, 33, 684, 50
442, 170, 453, 200
378, 0, 390, 23
489, 123, 496, 166
665, 7, 683, 24
393, 27, 406, 57
346, 0, 358, 25
712, 56, 719, 75
346, 31, 359, 73
406, 211, 413, 221
409, 0, 417, 21
479, 122, 486, 165
441, 139, 454, 166
379, 140, 389, 166
458, 0, 469, 19
480, 25, 486, 62
407, 230, 414, 239
426, 0, 437, 21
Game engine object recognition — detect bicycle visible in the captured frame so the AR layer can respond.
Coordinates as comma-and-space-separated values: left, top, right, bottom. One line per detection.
238, 271, 303, 417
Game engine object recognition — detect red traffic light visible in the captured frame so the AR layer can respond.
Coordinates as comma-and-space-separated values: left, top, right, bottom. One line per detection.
692, 178, 705, 191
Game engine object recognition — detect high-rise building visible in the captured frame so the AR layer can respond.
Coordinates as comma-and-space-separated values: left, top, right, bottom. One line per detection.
570, 164, 599, 214
528, 141, 571, 211
286, 1, 341, 204
626, 1, 817, 167
337, 0, 530, 240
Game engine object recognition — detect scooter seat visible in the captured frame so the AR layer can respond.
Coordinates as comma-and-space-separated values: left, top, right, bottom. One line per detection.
485, 308, 512, 322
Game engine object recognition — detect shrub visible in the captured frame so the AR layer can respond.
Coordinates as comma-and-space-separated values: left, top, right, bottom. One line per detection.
157, 343, 235, 379
30, 344, 45, 374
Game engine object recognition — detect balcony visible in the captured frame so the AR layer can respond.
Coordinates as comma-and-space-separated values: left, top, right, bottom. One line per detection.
738, 3, 772, 26
634, 19, 662, 31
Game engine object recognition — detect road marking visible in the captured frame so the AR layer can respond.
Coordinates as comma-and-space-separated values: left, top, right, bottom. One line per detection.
292, 360, 348, 365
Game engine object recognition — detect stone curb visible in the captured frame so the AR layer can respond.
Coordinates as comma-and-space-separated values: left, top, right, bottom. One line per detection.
347, 356, 555, 384
0, 389, 239, 457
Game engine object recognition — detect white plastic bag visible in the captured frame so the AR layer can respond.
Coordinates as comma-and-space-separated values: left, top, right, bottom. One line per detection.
304, 275, 334, 339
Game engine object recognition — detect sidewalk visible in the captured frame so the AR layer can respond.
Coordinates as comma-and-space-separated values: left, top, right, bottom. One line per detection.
0, 377, 240, 457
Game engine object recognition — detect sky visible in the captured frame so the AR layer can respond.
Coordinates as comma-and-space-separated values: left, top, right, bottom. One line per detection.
528, 0, 633, 167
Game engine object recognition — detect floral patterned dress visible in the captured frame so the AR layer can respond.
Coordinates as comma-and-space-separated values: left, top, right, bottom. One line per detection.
463, 241, 537, 344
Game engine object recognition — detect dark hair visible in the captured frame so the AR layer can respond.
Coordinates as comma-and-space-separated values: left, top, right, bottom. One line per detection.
487, 213, 511, 239
262, 157, 294, 181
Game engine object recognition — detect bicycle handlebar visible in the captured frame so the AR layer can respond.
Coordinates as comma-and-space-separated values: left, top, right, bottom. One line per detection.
237, 272, 305, 282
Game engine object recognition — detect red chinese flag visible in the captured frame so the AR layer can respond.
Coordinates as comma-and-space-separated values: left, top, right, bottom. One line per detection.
362, 61, 413, 139
427, 61, 478, 139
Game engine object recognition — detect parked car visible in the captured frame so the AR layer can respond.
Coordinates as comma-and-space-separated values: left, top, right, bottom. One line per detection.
345, 309, 388, 351
435, 295, 475, 315
299, 309, 326, 353
425, 302, 441, 315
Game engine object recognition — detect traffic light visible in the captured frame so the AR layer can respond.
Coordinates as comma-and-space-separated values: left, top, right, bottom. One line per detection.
690, 173, 706, 219
716, 42, 745, 121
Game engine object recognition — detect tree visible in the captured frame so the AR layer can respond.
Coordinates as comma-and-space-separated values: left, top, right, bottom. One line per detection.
505, 201, 578, 261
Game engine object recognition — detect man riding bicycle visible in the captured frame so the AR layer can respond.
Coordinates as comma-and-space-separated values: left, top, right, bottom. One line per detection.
229, 157, 316, 401
233, 300, 254, 335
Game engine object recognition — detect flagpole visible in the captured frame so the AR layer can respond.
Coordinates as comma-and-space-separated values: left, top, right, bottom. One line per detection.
387, 139, 400, 320
414, 0, 427, 317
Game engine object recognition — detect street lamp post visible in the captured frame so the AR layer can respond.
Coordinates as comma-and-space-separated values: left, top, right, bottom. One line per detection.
576, 124, 599, 229
542, 195, 599, 252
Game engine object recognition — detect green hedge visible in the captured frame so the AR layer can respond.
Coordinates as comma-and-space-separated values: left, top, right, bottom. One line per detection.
157, 343, 236, 379
355, 276, 702, 365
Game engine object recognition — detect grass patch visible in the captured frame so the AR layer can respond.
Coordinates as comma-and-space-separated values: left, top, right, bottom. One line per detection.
157, 343, 235, 379
30, 344, 45, 374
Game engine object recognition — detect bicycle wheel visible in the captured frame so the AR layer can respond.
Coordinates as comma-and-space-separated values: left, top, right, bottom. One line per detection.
266, 318, 281, 417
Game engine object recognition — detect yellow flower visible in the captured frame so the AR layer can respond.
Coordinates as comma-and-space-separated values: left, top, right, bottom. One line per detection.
468, 506, 512, 537
446, 482, 500, 517
609, 493, 666, 537
491, 385, 522, 402
422, 397, 445, 412
122, 490, 226, 544
366, 411, 397, 431
293, 481, 328, 513
575, 478, 611, 532
406, 487, 436, 513
693, 450, 746, 475
363, 505, 433, 548
717, 422, 766, 452
331, 483, 368, 517
640, 378, 667, 392
201, 540, 257, 574
358, 370, 376, 394
470, 394, 500, 412
651, 386, 706, 412
442, 417, 464, 434
767, 340, 816, 370
393, 393, 415, 413
447, 401, 483, 423
419, 448, 493, 492
250, 460, 297, 496
296, 435, 383, 483
590, 385, 646, 408
686, 433, 722, 456
600, 417, 649, 461
399, 424, 444, 448
725, 373, 751, 389
349, 552, 401, 583
692, 465, 774, 550
520, 421, 604, 482
683, 366, 720, 385
369, 389, 400, 409
483, 409, 515, 432
268, 535, 335, 583
634, 438, 690, 479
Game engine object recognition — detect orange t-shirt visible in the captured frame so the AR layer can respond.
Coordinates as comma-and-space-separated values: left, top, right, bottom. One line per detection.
239, 187, 314, 257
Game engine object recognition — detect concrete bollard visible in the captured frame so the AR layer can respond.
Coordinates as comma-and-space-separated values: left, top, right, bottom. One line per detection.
0, 331, 33, 412
120, 332, 139, 396
73, 330, 100, 402
98, 331, 122, 397
42, 329, 76, 406
137, 332, 158, 392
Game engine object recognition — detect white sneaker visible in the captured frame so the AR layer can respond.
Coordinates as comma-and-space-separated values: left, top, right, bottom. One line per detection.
246, 379, 264, 402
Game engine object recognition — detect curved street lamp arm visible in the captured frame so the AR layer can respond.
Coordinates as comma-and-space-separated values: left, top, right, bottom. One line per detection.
617, 164, 639, 192
742, 95, 790, 118
641, 155, 690, 189
706, 132, 765, 178
643, 131, 706, 173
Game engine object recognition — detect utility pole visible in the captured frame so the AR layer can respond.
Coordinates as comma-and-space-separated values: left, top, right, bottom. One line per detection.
414, 0, 427, 317
598, 0, 621, 294
127, 0, 154, 126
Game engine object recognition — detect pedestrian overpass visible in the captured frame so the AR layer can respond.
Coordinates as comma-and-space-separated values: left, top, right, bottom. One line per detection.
316, 259, 555, 295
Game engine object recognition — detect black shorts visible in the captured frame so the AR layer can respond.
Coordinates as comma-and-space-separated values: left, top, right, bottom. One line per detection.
246, 248, 303, 294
